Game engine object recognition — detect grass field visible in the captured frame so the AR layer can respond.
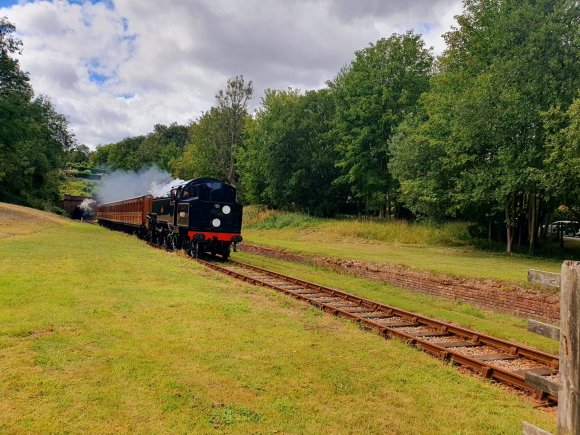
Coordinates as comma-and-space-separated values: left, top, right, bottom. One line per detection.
0, 204, 557, 433
243, 207, 571, 284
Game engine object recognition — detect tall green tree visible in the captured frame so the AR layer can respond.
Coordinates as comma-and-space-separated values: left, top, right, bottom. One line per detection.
390, 0, 579, 253
543, 97, 580, 223
0, 17, 74, 208
332, 32, 433, 217
172, 76, 253, 184
239, 88, 345, 216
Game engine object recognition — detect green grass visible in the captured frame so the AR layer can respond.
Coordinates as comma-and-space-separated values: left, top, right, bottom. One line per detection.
0, 204, 557, 433
243, 206, 569, 284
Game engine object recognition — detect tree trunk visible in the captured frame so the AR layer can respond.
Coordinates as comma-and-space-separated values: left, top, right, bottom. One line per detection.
488, 220, 492, 242
528, 193, 540, 255
505, 202, 514, 254
541, 211, 552, 239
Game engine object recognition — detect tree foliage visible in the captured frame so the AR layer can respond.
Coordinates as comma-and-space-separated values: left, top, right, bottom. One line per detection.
91, 122, 189, 172
239, 88, 346, 216
332, 31, 433, 216
543, 97, 580, 222
389, 0, 579, 252
172, 76, 253, 184
0, 17, 75, 209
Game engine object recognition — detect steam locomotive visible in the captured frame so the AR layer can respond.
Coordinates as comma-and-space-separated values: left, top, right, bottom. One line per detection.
96, 178, 243, 259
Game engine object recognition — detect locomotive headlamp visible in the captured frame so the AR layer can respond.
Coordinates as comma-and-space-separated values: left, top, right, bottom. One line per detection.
222, 205, 231, 215
212, 218, 221, 227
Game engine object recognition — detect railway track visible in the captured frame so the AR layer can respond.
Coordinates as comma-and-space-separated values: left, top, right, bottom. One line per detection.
199, 258, 559, 405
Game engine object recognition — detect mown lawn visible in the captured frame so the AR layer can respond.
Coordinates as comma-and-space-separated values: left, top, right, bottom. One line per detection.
0, 204, 556, 433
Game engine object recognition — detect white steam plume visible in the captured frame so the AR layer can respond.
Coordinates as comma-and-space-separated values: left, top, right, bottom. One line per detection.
97, 167, 185, 203
79, 198, 96, 214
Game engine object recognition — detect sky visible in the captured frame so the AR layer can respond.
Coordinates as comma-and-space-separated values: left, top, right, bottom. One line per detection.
1, 0, 463, 148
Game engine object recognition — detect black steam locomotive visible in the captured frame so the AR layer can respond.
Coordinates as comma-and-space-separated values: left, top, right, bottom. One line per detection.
97, 178, 243, 259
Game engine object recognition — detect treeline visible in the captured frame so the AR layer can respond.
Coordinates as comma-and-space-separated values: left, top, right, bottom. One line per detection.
93, 0, 578, 254
89, 123, 190, 172
0, 17, 76, 209
237, 0, 578, 256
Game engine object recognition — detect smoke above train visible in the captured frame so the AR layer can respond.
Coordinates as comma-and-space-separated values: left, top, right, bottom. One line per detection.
97, 167, 184, 203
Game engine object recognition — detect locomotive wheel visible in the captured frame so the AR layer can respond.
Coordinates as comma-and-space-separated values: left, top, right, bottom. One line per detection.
147, 228, 156, 244
166, 234, 178, 251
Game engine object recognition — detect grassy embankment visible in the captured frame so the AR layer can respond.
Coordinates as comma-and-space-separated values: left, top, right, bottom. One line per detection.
0, 203, 556, 433
242, 206, 576, 285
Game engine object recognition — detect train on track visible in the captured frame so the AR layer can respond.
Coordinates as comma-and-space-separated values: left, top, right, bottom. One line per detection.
96, 178, 243, 259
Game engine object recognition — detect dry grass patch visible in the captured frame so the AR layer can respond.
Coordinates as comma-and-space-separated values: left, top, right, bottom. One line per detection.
0, 202, 68, 239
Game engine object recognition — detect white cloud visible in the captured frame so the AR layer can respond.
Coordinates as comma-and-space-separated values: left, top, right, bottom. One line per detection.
1, 0, 461, 147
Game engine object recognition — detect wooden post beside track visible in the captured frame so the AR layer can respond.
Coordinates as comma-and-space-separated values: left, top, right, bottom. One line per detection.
524, 261, 579, 435
558, 261, 579, 435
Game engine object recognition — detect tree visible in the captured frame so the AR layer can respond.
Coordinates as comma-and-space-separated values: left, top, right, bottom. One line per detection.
91, 122, 189, 172
238, 88, 346, 215
389, 0, 579, 253
172, 76, 253, 184
389, 107, 454, 221
0, 16, 31, 97
0, 17, 75, 209
139, 122, 189, 171
172, 110, 230, 181
332, 32, 433, 217
543, 98, 580, 223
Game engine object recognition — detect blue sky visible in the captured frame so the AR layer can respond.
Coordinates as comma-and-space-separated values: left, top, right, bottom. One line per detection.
1, 0, 462, 146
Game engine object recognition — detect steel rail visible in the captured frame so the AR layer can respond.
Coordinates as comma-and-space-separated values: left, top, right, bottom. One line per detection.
199, 258, 559, 405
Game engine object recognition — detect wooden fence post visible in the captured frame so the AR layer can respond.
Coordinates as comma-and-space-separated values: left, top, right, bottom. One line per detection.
558, 260, 580, 435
